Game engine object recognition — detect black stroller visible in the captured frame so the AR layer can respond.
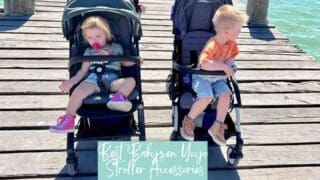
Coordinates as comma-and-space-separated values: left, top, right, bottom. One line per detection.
167, 0, 243, 166
61, 0, 145, 175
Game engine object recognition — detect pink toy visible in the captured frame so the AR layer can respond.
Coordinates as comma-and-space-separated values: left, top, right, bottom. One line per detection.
92, 42, 101, 50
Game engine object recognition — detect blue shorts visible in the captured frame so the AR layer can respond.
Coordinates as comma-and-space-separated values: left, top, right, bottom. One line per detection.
192, 75, 231, 100
84, 72, 119, 91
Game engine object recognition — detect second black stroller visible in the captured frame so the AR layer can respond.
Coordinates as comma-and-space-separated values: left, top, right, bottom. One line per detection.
168, 0, 243, 166
61, 0, 145, 175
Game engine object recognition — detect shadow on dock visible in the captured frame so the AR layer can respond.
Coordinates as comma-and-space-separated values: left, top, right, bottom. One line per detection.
247, 24, 276, 41
0, 15, 31, 31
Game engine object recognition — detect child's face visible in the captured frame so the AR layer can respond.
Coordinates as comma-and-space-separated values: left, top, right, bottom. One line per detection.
226, 22, 242, 41
85, 27, 108, 48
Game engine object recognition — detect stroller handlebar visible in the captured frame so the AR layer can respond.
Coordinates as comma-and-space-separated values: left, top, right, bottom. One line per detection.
173, 62, 226, 76
69, 55, 141, 67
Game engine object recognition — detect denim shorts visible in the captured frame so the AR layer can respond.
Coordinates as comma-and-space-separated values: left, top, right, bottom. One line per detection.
192, 75, 231, 100
84, 72, 119, 91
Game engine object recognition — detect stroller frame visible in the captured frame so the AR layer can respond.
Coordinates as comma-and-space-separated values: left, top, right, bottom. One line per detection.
62, 0, 145, 175
168, 0, 244, 166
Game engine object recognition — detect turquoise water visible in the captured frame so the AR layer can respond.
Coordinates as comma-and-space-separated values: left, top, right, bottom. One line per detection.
242, 0, 320, 61
0, 0, 3, 7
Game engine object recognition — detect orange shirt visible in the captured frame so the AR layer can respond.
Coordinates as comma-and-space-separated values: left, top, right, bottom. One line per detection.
199, 38, 239, 65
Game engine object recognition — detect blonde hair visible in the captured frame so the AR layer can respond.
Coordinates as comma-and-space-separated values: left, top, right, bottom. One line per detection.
81, 16, 114, 42
213, 5, 248, 32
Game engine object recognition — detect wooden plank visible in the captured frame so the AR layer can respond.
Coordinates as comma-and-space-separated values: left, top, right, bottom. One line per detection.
0, 14, 170, 24
0, 60, 68, 69
0, 109, 172, 128
0, 28, 293, 46
0, 107, 194, 128
1, 92, 320, 110
0, 41, 303, 52
1, 107, 320, 129
0, 81, 171, 94
139, 51, 314, 61
1, 145, 320, 177
0, 34, 66, 41
0, 38, 297, 49
1, 167, 319, 179
0, 26, 63, 34
239, 81, 320, 93
1, 81, 320, 96
0, 12, 171, 21
208, 167, 320, 180
0, 59, 320, 70
147, 60, 320, 70
208, 144, 320, 168
3, 58, 319, 70
1, 69, 320, 82
0, 31, 287, 43
1, 124, 320, 151
139, 43, 302, 52
0, 40, 67, 49
1, 25, 278, 34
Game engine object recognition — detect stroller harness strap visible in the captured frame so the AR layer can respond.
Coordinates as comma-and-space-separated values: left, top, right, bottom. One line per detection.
88, 64, 120, 94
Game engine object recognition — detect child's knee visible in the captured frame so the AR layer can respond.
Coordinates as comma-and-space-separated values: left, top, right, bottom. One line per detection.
219, 93, 230, 101
126, 77, 136, 87
122, 61, 135, 67
200, 97, 213, 104
71, 88, 84, 99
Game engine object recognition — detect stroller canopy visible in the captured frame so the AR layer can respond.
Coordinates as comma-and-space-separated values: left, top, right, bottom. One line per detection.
171, 0, 232, 39
62, 0, 141, 40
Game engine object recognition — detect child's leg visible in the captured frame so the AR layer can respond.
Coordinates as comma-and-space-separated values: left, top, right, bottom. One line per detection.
109, 77, 136, 97
180, 97, 212, 141
208, 93, 230, 145
215, 93, 230, 122
208, 80, 231, 145
187, 97, 212, 119
107, 77, 136, 112
180, 75, 214, 141
49, 81, 98, 133
121, 60, 136, 67
66, 81, 99, 115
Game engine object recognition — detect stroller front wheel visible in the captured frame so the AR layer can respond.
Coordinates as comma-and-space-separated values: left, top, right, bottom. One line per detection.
67, 159, 78, 176
170, 130, 180, 141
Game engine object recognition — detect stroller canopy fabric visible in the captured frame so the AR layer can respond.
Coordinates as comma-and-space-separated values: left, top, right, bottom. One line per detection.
62, 0, 141, 40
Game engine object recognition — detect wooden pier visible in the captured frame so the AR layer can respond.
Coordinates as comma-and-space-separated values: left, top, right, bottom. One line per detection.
0, 0, 320, 179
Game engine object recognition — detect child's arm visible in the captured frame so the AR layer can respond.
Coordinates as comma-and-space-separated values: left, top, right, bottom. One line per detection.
59, 61, 90, 92
200, 60, 234, 77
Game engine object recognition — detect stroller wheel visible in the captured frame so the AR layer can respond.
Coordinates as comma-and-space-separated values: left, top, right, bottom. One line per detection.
227, 145, 239, 166
67, 160, 78, 176
170, 130, 180, 140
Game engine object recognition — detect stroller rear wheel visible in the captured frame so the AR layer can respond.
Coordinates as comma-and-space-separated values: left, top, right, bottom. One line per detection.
227, 145, 239, 166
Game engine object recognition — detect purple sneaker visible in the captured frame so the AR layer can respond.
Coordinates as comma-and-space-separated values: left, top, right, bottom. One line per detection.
49, 114, 75, 133
107, 92, 132, 112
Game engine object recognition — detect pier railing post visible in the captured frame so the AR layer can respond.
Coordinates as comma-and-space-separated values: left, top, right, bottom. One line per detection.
4, 0, 35, 16
246, 0, 269, 24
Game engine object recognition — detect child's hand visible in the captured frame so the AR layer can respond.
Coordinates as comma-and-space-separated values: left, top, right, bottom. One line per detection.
224, 65, 234, 78
139, 57, 144, 64
138, 3, 146, 13
59, 80, 74, 92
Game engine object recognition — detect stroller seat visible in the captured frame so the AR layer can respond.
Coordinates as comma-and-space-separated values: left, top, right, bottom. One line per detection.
181, 31, 215, 66
61, 0, 145, 175
169, 0, 243, 166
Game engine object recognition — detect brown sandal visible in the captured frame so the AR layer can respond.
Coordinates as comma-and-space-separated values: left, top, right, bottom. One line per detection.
208, 120, 227, 146
180, 115, 195, 141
